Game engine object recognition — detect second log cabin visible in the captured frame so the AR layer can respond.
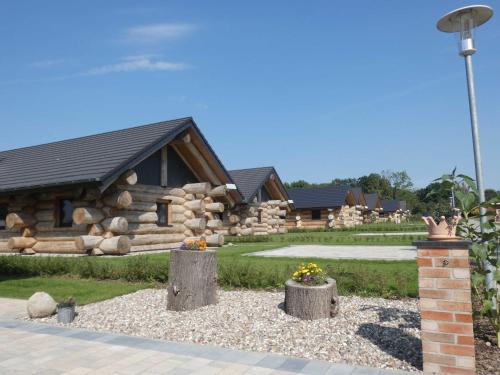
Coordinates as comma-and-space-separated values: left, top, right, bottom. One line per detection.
0, 117, 243, 256
286, 186, 363, 229
219, 167, 293, 236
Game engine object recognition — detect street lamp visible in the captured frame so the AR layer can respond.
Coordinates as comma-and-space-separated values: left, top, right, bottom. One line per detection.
437, 4, 495, 290
437, 5, 493, 224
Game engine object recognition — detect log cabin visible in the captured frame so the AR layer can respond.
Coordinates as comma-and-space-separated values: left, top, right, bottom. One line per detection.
364, 192, 382, 223
0, 117, 244, 255
380, 199, 409, 223
286, 186, 363, 229
218, 167, 292, 236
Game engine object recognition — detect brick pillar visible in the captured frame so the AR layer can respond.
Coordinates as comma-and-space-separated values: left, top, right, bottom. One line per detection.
414, 240, 475, 375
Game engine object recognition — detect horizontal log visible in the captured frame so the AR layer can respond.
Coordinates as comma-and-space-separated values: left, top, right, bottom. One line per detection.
279, 202, 289, 208
33, 241, 85, 254
214, 229, 229, 235
128, 233, 185, 246
124, 202, 157, 212
184, 218, 207, 231
75, 235, 103, 251
267, 200, 282, 206
110, 211, 157, 224
126, 223, 186, 234
240, 228, 253, 236
102, 191, 133, 209
205, 203, 224, 213
99, 236, 130, 255
206, 219, 223, 230
171, 205, 186, 214
208, 185, 228, 197
182, 182, 211, 195
35, 210, 54, 222
88, 224, 104, 236
6, 213, 36, 229
184, 210, 195, 219
101, 217, 129, 233
172, 214, 186, 224
228, 215, 240, 225
130, 242, 181, 252
130, 192, 185, 205
36, 201, 55, 210
116, 170, 137, 186
229, 226, 241, 235
184, 199, 205, 212
0, 240, 15, 253
73, 208, 104, 225
8, 237, 37, 250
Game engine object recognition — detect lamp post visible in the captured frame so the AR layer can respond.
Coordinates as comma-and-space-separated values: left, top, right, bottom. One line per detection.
437, 5, 495, 291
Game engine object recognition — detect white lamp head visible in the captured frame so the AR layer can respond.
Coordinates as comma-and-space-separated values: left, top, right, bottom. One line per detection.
437, 5, 494, 56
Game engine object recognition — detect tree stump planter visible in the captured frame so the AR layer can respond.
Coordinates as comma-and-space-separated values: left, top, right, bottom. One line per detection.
167, 249, 217, 311
284, 278, 339, 320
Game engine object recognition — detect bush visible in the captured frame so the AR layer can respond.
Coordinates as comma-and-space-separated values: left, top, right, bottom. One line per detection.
0, 253, 417, 298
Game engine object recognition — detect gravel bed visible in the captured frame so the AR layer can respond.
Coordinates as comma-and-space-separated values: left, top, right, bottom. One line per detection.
36, 289, 422, 372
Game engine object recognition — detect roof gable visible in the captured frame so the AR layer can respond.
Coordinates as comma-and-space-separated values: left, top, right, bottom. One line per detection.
381, 199, 400, 212
228, 166, 288, 204
0, 117, 241, 201
365, 193, 381, 210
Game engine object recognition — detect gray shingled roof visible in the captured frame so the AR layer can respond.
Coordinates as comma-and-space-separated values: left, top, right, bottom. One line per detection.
228, 166, 288, 204
364, 193, 380, 210
350, 187, 363, 204
0, 117, 237, 195
287, 186, 351, 209
381, 199, 400, 212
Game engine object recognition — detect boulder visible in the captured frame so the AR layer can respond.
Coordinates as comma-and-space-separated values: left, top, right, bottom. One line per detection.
27, 292, 57, 318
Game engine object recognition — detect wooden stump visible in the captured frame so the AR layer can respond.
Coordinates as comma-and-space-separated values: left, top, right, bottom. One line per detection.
167, 249, 217, 311
284, 278, 339, 320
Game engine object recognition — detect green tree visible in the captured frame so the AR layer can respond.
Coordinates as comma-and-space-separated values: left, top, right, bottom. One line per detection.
383, 170, 414, 199
285, 180, 311, 189
358, 173, 392, 199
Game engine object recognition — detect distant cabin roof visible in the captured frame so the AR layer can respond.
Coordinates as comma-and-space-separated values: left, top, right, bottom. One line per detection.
0, 117, 239, 197
287, 186, 352, 209
228, 166, 288, 204
381, 199, 401, 212
364, 193, 380, 210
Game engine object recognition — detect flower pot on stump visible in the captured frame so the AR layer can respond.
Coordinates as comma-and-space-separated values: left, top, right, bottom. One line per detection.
285, 278, 339, 320
167, 249, 217, 311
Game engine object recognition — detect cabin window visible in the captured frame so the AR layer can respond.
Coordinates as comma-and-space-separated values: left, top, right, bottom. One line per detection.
311, 209, 321, 220
57, 199, 74, 228
157, 201, 171, 227
0, 204, 7, 230
258, 210, 263, 224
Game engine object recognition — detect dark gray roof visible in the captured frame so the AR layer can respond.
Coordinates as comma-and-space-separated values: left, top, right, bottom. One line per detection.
287, 186, 351, 209
0, 117, 239, 196
350, 187, 363, 203
381, 199, 400, 212
364, 193, 380, 210
228, 166, 288, 204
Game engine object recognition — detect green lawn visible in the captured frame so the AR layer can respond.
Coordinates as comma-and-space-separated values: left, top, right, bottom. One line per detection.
0, 276, 151, 305
0, 241, 418, 298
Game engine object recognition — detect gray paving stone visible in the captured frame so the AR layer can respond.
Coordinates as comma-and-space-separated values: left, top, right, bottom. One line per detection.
278, 358, 309, 372
300, 360, 332, 374
352, 366, 381, 374
256, 354, 288, 369
325, 363, 355, 374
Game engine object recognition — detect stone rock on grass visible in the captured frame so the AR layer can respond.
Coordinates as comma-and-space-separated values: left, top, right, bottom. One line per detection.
27, 292, 57, 318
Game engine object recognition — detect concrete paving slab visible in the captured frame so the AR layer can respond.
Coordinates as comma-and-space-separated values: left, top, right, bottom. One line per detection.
0, 319, 411, 374
244, 245, 417, 260
0, 297, 27, 320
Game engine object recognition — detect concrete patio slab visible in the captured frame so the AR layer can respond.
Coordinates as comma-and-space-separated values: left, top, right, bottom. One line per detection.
244, 245, 417, 260
0, 319, 411, 374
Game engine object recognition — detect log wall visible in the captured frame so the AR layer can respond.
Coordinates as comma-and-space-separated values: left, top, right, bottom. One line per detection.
0, 171, 227, 256
222, 199, 290, 236
286, 205, 364, 230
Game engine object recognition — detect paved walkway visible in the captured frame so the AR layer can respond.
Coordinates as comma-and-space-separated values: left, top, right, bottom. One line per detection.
0, 297, 26, 320
0, 319, 409, 375
244, 245, 417, 260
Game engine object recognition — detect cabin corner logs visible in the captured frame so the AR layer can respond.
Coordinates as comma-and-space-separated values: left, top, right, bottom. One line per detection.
0, 170, 228, 256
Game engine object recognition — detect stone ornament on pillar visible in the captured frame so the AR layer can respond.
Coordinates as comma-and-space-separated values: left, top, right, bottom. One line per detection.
422, 215, 460, 240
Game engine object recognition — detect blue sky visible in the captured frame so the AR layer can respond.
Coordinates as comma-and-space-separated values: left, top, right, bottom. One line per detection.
1, 1, 499, 189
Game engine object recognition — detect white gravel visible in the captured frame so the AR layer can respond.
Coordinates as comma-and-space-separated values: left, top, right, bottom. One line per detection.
37, 289, 422, 372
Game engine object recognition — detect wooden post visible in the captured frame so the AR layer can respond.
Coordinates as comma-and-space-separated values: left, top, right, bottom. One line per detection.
167, 249, 217, 311
161, 146, 168, 187
414, 240, 476, 375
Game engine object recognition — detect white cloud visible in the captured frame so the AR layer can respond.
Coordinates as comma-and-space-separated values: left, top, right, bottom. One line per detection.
30, 59, 67, 68
124, 23, 196, 42
83, 56, 188, 75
